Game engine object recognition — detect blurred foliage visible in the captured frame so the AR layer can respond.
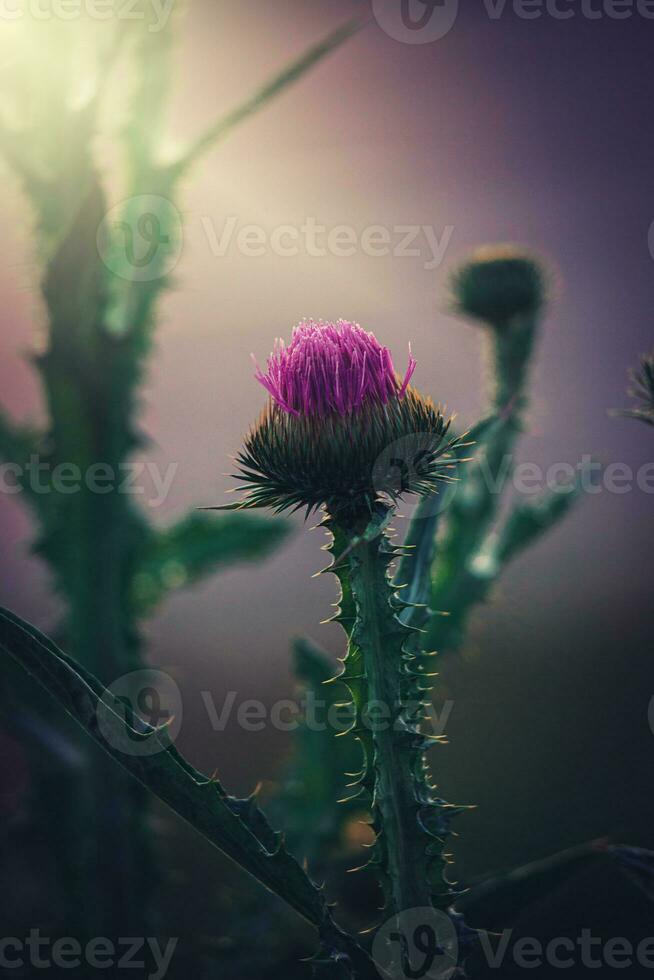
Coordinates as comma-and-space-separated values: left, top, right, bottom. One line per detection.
131, 512, 290, 616
268, 637, 361, 871
0, 1, 360, 939
408, 248, 584, 656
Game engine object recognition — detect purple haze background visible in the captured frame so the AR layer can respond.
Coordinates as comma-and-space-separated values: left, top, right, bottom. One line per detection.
1, 1, 653, 879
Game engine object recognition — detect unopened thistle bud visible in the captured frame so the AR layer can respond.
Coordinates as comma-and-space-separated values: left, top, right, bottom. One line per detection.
451, 245, 545, 328
230, 319, 457, 520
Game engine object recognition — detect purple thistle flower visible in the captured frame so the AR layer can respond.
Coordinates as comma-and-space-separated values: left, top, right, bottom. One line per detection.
253, 319, 416, 417
223, 318, 459, 520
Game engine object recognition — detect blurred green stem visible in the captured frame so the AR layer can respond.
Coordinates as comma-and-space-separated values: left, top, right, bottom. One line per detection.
426, 314, 539, 651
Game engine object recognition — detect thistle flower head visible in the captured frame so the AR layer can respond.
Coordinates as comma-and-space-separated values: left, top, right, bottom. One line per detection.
231, 320, 458, 520
451, 246, 545, 327
253, 318, 416, 417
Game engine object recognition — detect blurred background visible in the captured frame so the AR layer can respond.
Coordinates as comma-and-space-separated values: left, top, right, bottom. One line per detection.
0, 1, 653, 977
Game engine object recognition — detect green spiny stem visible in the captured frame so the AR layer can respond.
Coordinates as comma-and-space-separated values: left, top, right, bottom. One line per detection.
328, 510, 460, 916
426, 314, 539, 651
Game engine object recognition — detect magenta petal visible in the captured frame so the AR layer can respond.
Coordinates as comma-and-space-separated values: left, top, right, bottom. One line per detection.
398, 348, 417, 398
253, 319, 418, 417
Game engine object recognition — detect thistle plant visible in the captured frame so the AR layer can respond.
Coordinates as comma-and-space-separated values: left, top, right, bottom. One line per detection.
272, 250, 587, 876
2, 305, 653, 977
0, 16, 646, 969
221, 319, 470, 932
386, 247, 586, 662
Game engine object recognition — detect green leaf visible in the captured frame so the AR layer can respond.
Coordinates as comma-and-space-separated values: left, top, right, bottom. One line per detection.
131, 512, 292, 615
494, 477, 585, 567
0, 606, 377, 978
425, 471, 585, 657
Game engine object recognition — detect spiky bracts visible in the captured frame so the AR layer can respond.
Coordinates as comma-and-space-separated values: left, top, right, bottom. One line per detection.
232, 389, 457, 518
223, 319, 459, 518
324, 508, 465, 917
619, 352, 654, 426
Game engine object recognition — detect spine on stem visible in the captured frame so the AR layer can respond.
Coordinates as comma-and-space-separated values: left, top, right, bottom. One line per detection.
326, 512, 464, 917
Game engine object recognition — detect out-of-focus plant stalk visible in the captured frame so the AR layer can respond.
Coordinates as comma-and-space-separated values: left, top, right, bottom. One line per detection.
0, 8, 360, 938
427, 310, 539, 651
399, 249, 584, 657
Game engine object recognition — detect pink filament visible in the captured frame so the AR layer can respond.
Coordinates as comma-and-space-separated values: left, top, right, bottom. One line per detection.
253, 319, 416, 417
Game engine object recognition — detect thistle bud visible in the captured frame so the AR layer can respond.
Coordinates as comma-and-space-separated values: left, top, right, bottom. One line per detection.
231, 319, 457, 520
450, 246, 545, 327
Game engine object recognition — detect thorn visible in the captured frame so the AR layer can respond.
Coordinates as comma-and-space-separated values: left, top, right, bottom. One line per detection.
346, 862, 370, 874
